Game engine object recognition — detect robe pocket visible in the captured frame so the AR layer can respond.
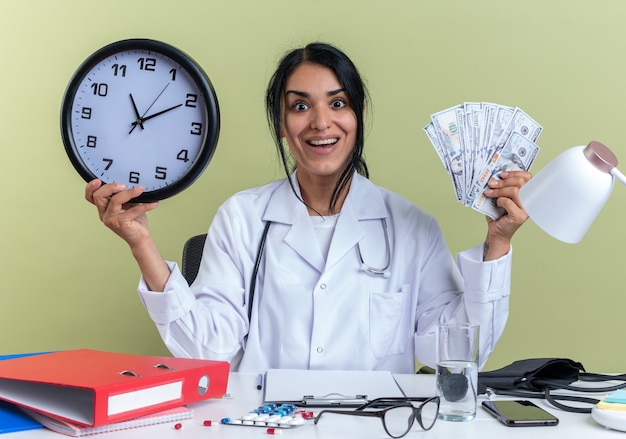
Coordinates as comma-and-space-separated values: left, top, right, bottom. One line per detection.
369, 284, 411, 358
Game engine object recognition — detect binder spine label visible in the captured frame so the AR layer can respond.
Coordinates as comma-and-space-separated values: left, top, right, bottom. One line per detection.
107, 381, 183, 416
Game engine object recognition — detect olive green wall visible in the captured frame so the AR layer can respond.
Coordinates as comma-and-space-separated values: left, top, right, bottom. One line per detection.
1, 0, 625, 372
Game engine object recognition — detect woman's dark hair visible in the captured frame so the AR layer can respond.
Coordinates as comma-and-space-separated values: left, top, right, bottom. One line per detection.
265, 42, 370, 214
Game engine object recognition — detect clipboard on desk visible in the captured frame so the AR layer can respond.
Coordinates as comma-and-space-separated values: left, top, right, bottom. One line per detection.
263, 369, 405, 407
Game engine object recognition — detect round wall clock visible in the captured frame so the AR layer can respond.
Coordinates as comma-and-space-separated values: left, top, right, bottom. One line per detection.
60, 38, 219, 202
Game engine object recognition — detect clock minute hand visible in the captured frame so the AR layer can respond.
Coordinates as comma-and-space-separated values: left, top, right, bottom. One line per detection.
131, 104, 183, 130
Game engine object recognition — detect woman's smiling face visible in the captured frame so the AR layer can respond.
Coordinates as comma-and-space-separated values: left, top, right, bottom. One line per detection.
281, 63, 357, 183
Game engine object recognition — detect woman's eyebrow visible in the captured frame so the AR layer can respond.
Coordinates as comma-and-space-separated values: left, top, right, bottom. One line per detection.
285, 90, 309, 98
284, 88, 346, 98
327, 88, 346, 97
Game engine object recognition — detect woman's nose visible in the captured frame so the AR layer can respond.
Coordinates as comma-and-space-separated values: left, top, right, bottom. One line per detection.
310, 107, 331, 130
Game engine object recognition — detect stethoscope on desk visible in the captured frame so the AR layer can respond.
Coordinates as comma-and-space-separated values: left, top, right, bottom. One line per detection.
245, 218, 392, 320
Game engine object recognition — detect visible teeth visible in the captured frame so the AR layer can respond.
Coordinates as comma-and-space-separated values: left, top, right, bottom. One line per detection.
309, 138, 337, 146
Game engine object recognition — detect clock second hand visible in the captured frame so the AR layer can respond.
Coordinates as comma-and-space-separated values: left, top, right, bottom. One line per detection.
128, 82, 171, 135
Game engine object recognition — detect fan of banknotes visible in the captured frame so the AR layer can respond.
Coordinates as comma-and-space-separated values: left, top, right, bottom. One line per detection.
423, 103, 542, 219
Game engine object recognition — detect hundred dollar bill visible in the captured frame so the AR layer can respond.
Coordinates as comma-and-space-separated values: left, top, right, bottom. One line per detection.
485, 105, 514, 163
479, 103, 497, 156
431, 106, 465, 202
430, 105, 465, 203
423, 122, 448, 171
487, 105, 515, 157
464, 102, 483, 202
472, 103, 498, 193
471, 131, 540, 219
467, 105, 515, 203
469, 106, 543, 204
493, 107, 543, 152
455, 106, 470, 204
424, 122, 462, 199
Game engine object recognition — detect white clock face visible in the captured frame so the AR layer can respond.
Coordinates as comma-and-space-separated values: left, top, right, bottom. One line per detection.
62, 40, 219, 202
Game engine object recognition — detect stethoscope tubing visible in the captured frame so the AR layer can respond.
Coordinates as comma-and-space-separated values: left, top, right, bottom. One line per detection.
247, 217, 392, 320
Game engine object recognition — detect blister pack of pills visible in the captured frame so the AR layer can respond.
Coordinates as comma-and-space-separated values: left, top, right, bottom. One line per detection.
221, 403, 314, 429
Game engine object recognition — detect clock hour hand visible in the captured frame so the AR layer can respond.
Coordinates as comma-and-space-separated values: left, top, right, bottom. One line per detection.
129, 94, 144, 134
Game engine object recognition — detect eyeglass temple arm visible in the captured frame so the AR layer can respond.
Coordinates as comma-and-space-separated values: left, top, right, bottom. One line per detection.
358, 397, 431, 410
313, 409, 382, 425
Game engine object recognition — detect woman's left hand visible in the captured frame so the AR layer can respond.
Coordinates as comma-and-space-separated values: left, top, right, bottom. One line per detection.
482, 170, 531, 260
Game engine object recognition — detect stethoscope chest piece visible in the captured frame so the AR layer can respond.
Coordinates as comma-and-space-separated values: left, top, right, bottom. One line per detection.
357, 218, 391, 277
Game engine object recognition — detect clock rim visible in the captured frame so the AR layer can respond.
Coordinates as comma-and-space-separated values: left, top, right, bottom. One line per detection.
60, 38, 220, 203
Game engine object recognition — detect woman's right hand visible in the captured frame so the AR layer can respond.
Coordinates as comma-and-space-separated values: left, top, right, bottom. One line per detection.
85, 179, 160, 249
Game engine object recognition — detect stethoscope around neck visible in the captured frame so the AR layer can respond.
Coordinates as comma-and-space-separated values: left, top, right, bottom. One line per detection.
246, 218, 392, 320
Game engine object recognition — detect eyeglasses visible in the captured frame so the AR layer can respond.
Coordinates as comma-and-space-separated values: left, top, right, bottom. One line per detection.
313, 396, 440, 438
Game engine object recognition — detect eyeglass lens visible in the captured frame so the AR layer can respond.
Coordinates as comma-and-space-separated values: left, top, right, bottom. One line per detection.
382, 399, 439, 438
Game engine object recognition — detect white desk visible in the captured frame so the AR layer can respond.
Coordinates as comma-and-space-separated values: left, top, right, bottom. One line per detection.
6, 373, 625, 438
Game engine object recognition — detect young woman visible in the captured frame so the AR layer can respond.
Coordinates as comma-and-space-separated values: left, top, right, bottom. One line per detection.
85, 42, 530, 372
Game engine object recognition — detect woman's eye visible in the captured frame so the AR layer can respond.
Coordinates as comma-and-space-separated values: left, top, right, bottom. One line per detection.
331, 99, 347, 109
293, 102, 309, 111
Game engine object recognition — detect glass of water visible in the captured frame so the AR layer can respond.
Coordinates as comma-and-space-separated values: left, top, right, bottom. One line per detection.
435, 322, 479, 421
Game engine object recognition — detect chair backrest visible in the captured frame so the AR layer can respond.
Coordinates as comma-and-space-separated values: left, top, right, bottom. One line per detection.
181, 234, 207, 285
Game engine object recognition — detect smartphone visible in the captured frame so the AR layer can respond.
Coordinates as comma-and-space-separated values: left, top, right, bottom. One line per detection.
482, 400, 559, 427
